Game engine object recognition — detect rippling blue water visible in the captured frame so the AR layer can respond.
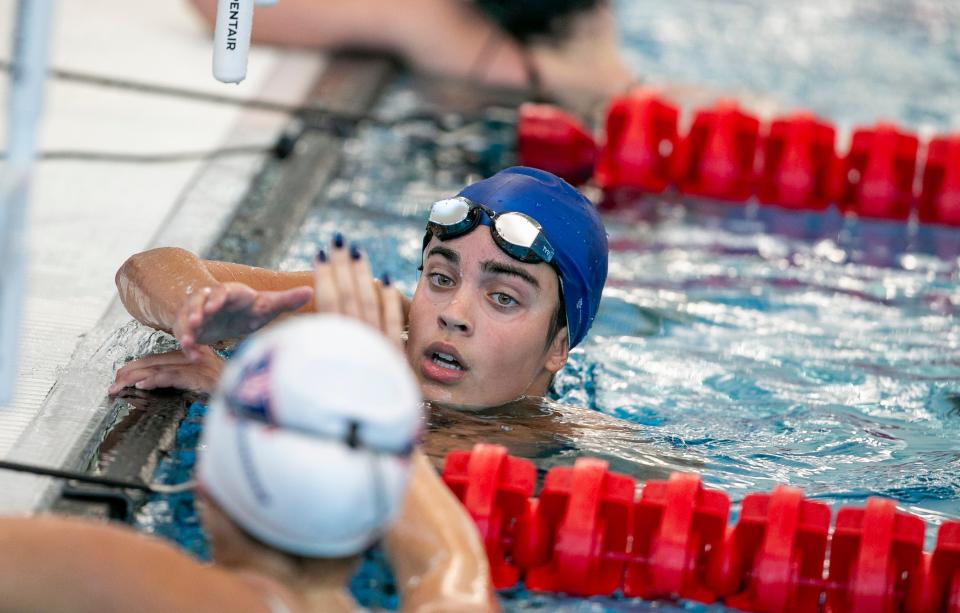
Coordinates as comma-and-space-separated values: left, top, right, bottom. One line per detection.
617, 0, 960, 132
137, 2, 959, 611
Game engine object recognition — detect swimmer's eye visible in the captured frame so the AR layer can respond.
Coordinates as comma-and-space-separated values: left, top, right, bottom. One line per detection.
491, 292, 519, 308
429, 272, 455, 288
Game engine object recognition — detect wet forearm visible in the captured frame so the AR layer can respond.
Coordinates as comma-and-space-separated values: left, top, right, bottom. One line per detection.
115, 247, 219, 332
188, 0, 411, 52
388, 452, 498, 612
0, 516, 264, 612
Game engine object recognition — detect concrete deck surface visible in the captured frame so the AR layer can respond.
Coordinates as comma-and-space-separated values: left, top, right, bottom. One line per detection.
0, 0, 322, 459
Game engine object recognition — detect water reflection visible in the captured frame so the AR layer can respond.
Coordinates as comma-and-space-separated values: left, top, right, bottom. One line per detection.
422, 397, 704, 484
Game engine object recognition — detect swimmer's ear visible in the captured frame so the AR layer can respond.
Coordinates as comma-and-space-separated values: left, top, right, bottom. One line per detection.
544, 327, 569, 373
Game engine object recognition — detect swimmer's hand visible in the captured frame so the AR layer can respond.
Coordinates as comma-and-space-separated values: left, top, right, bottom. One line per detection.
175, 282, 313, 361
108, 346, 224, 395
314, 241, 404, 348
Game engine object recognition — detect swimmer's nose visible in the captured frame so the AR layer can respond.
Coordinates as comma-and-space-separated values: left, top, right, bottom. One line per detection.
438, 300, 473, 336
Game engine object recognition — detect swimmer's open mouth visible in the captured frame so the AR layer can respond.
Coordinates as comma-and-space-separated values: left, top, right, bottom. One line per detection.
425, 343, 469, 372
432, 352, 464, 371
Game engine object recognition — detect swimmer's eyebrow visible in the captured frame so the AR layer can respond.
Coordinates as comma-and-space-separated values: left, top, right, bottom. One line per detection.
426, 246, 460, 266
427, 246, 540, 289
481, 260, 540, 290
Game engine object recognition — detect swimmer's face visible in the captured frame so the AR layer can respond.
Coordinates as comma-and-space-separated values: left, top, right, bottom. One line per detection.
406, 230, 568, 407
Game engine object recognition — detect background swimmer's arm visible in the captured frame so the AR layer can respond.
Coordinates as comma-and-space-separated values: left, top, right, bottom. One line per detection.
189, 0, 413, 52
188, 0, 531, 90
0, 516, 285, 612
386, 451, 499, 613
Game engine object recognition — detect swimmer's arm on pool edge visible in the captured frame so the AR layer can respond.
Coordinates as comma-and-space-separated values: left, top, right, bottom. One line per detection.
388, 451, 499, 612
0, 515, 289, 612
116, 247, 411, 345
116, 247, 315, 335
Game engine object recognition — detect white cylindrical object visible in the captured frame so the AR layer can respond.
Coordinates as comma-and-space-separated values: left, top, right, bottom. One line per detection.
213, 0, 254, 84
255, 0, 278, 6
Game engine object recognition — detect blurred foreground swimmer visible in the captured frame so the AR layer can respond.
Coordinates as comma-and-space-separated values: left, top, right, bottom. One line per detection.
0, 315, 496, 612
188, 0, 634, 108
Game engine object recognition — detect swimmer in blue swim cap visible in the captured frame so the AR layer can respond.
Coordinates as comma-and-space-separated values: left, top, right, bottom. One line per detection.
0, 315, 496, 612
407, 166, 608, 406
113, 167, 608, 410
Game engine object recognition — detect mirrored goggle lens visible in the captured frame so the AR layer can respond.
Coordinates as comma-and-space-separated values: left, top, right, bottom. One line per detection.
494, 212, 541, 249
428, 197, 472, 226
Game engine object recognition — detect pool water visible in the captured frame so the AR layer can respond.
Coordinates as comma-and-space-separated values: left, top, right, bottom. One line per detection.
617, 0, 960, 132
136, 2, 959, 610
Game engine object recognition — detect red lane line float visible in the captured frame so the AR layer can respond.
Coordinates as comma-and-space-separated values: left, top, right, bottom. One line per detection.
671, 100, 760, 202
523, 457, 635, 596
919, 135, 960, 227
827, 497, 926, 613
906, 520, 960, 613
624, 472, 729, 602
756, 113, 838, 210
836, 122, 920, 221
441, 446, 959, 612
516, 99, 960, 229
595, 91, 680, 193
516, 103, 597, 186
510, 497, 550, 570
707, 485, 831, 612
441, 444, 536, 588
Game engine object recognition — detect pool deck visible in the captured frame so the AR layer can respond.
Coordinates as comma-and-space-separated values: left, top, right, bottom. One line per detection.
0, 0, 324, 512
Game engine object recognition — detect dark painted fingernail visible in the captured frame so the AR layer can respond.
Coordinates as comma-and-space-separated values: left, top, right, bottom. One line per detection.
382, 273, 392, 286
333, 233, 344, 249
350, 244, 361, 261
316, 249, 327, 263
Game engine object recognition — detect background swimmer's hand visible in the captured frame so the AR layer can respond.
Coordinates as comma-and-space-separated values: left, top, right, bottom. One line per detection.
314, 239, 404, 348
174, 282, 313, 360
108, 347, 224, 395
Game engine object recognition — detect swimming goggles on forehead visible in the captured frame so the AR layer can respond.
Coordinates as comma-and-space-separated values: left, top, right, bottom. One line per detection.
426, 196, 556, 265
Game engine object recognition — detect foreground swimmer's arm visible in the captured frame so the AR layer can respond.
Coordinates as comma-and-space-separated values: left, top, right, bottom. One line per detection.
0, 515, 293, 612
387, 452, 499, 613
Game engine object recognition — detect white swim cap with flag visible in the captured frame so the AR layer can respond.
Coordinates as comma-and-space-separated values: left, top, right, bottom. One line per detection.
198, 314, 423, 557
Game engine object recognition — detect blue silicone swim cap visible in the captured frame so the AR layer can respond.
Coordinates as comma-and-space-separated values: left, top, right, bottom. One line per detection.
453, 166, 608, 349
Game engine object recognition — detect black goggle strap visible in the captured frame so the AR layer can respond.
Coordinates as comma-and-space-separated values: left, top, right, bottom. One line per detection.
227, 398, 416, 458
